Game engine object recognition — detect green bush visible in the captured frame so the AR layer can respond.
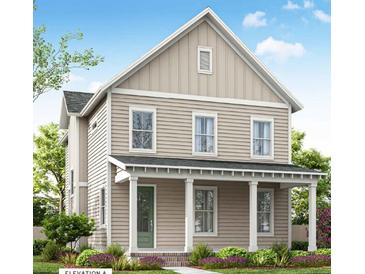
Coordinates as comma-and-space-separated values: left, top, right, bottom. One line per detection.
106, 243, 125, 258
33, 239, 49, 255
272, 243, 290, 267
75, 249, 101, 266
42, 241, 61, 262
315, 248, 331, 256
61, 252, 78, 265
290, 250, 310, 257
292, 241, 308, 251
216, 247, 247, 258
189, 243, 214, 266
79, 243, 93, 253
248, 249, 276, 266
112, 256, 130, 271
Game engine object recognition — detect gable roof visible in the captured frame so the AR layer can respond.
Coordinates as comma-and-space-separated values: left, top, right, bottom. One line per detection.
79, 8, 304, 116
63, 90, 94, 114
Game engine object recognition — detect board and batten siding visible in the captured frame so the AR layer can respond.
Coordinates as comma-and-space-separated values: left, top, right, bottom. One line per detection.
110, 178, 288, 250
118, 21, 283, 104
87, 98, 108, 249
111, 93, 289, 163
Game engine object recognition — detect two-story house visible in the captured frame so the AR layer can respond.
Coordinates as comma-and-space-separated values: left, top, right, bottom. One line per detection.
59, 8, 323, 264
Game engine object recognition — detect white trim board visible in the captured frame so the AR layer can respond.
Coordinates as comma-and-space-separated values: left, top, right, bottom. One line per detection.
112, 88, 289, 110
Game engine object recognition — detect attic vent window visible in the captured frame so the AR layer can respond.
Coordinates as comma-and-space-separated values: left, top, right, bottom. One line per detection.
198, 46, 212, 74
91, 120, 98, 132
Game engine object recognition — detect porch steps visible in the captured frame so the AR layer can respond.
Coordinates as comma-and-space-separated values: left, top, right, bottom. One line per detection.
130, 252, 191, 267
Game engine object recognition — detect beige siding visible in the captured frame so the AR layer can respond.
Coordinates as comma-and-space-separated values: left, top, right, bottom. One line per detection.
111, 93, 289, 163
87, 98, 108, 249
110, 178, 288, 250
118, 21, 283, 104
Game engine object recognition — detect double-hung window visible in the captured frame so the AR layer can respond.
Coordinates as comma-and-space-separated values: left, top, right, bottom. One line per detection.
193, 113, 217, 155
100, 188, 106, 226
194, 186, 217, 235
129, 106, 156, 153
251, 117, 274, 158
257, 189, 274, 235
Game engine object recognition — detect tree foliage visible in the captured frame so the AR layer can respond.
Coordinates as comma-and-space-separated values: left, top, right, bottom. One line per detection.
33, 123, 66, 212
43, 213, 95, 251
33, 1, 103, 101
33, 196, 57, 226
291, 130, 331, 224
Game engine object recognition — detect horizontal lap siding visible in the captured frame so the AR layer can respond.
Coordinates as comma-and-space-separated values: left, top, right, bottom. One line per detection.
118, 21, 283, 104
111, 94, 289, 163
87, 99, 108, 249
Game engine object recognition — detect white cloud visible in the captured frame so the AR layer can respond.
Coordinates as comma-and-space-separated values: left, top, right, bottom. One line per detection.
242, 11, 267, 28
283, 1, 300, 10
255, 36, 305, 62
303, 0, 314, 8
88, 81, 103, 92
68, 73, 85, 82
313, 10, 331, 23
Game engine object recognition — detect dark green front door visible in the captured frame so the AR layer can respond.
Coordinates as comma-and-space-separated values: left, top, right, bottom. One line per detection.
137, 186, 154, 248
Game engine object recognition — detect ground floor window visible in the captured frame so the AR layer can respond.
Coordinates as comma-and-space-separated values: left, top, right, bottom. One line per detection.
257, 189, 274, 234
194, 186, 217, 235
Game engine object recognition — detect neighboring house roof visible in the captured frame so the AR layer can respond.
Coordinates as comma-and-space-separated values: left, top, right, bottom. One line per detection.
79, 7, 304, 117
63, 90, 94, 114
109, 155, 323, 174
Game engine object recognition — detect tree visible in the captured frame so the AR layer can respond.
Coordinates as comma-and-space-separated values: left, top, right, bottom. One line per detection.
291, 129, 331, 224
33, 1, 103, 101
33, 196, 58, 226
43, 213, 95, 251
33, 123, 66, 212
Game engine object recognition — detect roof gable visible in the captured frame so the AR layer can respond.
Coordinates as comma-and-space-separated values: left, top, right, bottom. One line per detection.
64, 91, 93, 113
80, 8, 303, 116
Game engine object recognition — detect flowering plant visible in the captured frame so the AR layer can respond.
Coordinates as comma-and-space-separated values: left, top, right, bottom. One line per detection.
139, 256, 165, 270
88, 253, 114, 268
317, 208, 331, 248
289, 255, 330, 267
199, 256, 247, 269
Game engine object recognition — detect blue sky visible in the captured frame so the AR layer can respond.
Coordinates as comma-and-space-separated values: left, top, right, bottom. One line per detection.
33, 0, 331, 155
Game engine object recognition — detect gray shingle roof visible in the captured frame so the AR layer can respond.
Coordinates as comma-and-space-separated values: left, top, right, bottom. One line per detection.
64, 91, 94, 113
110, 155, 323, 174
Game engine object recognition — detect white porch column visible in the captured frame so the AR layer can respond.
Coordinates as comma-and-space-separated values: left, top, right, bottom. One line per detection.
288, 188, 292, 249
129, 176, 138, 253
249, 181, 258, 252
185, 178, 194, 252
308, 183, 317, 251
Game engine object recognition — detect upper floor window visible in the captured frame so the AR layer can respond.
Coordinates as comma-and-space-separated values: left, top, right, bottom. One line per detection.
251, 117, 274, 159
194, 186, 217, 235
193, 112, 217, 155
198, 46, 212, 74
70, 169, 74, 195
257, 189, 274, 235
129, 106, 156, 153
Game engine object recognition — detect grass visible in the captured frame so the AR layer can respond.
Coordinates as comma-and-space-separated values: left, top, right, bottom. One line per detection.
213, 267, 331, 274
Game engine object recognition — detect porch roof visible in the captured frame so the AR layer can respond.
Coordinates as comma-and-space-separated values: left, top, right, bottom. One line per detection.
109, 155, 323, 175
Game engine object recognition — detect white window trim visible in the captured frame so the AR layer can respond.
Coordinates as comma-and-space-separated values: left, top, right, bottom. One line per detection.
129, 105, 157, 153
99, 187, 106, 228
193, 185, 218, 237
192, 112, 218, 157
250, 116, 275, 160
137, 184, 157, 250
257, 188, 275, 237
197, 46, 213, 74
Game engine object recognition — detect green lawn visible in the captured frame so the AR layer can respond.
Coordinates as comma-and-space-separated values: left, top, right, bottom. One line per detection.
213, 267, 331, 274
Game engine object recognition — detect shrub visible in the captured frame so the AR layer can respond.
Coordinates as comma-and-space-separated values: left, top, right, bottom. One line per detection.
224, 256, 248, 268
289, 255, 331, 267
76, 249, 100, 266
199, 257, 225, 269
291, 241, 308, 251
317, 208, 331, 248
248, 249, 276, 266
290, 250, 310, 257
88, 254, 114, 268
139, 256, 165, 270
129, 258, 141, 271
112, 256, 130, 271
216, 247, 247, 258
79, 243, 93, 253
106, 243, 124, 258
189, 243, 214, 265
272, 243, 290, 267
33, 239, 49, 255
61, 252, 78, 265
43, 213, 95, 251
42, 241, 61, 262
315, 248, 331, 256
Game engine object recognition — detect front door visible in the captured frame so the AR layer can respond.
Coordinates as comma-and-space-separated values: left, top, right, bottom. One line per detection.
137, 186, 155, 248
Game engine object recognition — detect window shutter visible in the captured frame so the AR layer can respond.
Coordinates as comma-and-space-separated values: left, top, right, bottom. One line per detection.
200, 51, 210, 71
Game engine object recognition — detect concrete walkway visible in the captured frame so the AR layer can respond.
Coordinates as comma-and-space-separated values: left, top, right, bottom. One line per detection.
164, 267, 219, 274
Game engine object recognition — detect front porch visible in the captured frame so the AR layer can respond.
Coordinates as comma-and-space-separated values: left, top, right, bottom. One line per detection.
108, 156, 323, 254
